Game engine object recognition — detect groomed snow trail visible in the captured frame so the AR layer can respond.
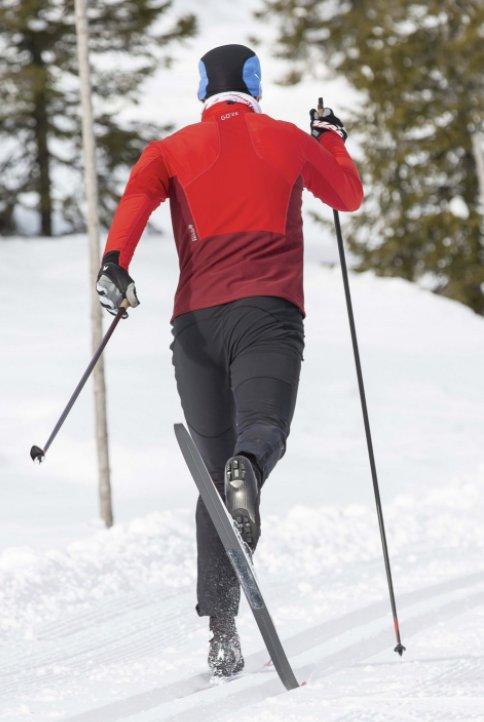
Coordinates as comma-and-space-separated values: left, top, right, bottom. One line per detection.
1, 477, 483, 721
2, 231, 484, 720
2, 0, 484, 716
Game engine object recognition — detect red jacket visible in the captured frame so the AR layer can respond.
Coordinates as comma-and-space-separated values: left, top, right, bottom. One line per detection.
104, 101, 363, 319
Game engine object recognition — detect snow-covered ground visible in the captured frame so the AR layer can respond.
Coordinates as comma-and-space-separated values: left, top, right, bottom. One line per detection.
1, 229, 484, 721
1, 1, 484, 719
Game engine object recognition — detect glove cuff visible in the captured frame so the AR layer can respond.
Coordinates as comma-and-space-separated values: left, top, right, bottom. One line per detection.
102, 250, 122, 267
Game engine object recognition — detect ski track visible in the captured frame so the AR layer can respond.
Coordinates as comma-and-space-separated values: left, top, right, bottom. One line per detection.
164, 588, 484, 722
1, 498, 483, 721
0, 593, 197, 695
334, 701, 484, 722
0, 579, 293, 702
348, 653, 484, 694
0, 576, 293, 691
3, 569, 480, 721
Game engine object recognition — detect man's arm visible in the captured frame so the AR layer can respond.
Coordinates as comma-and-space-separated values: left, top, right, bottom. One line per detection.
300, 129, 363, 212
103, 141, 170, 269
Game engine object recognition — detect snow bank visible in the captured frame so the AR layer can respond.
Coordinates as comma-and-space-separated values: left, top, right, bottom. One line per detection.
2, 471, 482, 646
0, 511, 195, 638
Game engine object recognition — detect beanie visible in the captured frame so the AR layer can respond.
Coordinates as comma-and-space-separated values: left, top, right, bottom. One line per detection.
198, 44, 262, 101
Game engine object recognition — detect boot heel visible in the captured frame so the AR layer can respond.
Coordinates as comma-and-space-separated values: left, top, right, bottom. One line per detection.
225, 456, 260, 549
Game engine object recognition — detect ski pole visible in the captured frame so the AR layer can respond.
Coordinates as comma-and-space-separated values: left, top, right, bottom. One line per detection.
317, 98, 405, 655
333, 210, 405, 656
30, 300, 129, 464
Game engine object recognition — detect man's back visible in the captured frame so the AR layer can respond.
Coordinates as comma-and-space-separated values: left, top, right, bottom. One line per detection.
166, 106, 302, 235
104, 100, 362, 318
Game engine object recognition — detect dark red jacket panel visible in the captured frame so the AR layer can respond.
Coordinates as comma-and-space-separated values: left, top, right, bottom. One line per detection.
104, 102, 363, 318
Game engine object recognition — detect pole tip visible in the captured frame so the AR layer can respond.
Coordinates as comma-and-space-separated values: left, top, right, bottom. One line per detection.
30, 445, 45, 464
394, 643, 406, 657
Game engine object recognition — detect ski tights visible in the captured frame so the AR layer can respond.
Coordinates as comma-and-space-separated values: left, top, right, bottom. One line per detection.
171, 296, 304, 617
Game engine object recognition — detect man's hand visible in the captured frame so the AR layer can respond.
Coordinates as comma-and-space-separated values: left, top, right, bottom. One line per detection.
310, 107, 348, 142
96, 251, 140, 316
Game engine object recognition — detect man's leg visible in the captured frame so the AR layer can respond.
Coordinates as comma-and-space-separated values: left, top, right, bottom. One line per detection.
171, 313, 240, 618
228, 297, 304, 486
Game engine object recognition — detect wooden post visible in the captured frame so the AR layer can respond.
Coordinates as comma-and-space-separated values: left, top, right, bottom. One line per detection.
74, 0, 114, 528
472, 129, 484, 216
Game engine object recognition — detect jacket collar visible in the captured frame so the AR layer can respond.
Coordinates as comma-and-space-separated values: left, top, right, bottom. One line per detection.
201, 91, 261, 122
202, 101, 257, 122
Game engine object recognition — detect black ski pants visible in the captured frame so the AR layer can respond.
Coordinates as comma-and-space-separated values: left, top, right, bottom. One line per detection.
170, 296, 304, 618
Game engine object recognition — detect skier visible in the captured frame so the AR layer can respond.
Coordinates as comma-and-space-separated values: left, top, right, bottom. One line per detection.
96, 44, 363, 678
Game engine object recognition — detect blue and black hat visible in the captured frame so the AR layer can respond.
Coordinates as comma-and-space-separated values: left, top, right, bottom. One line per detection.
198, 44, 262, 101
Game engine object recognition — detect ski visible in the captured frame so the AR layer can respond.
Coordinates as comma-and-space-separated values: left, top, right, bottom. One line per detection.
174, 422, 299, 691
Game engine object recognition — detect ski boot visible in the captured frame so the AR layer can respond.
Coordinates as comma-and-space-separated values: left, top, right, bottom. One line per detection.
225, 455, 261, 550
208, 616, 244, 678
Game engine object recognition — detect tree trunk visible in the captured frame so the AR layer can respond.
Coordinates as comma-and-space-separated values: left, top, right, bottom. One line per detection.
30, 43, 53, 236
472, 130, 484, 216
74, 0, 114, 528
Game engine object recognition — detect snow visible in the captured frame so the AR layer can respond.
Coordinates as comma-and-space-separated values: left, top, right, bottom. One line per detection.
1, 230, 484, 720
448, 197, 469, 218
1, 2, 484, 719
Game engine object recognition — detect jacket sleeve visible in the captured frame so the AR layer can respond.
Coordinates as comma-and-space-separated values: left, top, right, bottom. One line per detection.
300, 130, 363, 212
103, 141, 170, 269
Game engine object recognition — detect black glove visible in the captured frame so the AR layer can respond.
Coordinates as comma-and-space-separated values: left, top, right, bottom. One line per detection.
310, 107, 348, 142
96, 251, 140, 316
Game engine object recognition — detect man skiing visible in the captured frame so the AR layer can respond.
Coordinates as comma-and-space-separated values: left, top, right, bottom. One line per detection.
96, 44, 363, 678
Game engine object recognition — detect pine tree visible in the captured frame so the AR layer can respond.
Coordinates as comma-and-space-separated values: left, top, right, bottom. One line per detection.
257, 0, 484, 314
0, 0, 196, 236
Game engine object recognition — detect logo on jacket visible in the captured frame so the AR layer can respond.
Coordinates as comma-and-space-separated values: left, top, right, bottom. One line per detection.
188, 224, 198, 243
221, 111, 239, 121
